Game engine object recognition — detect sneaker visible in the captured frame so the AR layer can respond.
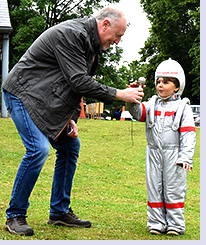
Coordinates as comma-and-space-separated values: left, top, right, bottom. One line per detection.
48, 207, 91, 228
167, 230, 180, 236
149, 229, 162, 235
5, 216, 34, 236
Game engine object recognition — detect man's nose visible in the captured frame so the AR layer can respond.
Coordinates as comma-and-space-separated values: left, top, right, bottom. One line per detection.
114, 37, 121, 45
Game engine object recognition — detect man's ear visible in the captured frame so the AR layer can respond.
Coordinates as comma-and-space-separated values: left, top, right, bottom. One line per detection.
175, 87, 179, 92
102, 19, 111, 31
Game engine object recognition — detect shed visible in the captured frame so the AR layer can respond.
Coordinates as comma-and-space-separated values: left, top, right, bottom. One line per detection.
0, 0, 12, 117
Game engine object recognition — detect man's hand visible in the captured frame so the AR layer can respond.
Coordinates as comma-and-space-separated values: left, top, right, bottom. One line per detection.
126, 81, 146, 88
67, 120, 78, 139
115, 87, 144, 104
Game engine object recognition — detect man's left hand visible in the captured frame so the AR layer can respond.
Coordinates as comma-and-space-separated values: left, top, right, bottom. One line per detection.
67, 120, 78, 138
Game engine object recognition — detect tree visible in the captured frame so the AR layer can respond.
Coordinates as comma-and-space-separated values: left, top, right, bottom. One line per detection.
8, 0, 121, 67
188, 6, 200, 100
139, 0, 200, 104
8, 0, 131, 112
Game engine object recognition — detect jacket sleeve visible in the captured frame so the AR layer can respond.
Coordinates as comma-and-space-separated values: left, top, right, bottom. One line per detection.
176, 104, 196, 166
71, 104, 81, 123
53, 29, 116, 103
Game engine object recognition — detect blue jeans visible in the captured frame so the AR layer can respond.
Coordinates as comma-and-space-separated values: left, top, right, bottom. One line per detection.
3, 90, 80, 218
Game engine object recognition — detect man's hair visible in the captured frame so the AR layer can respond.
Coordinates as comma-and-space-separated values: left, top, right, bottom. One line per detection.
95, 7, 124, 26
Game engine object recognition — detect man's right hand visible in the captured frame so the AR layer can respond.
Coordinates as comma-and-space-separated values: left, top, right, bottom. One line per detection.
115, 87, 144, 104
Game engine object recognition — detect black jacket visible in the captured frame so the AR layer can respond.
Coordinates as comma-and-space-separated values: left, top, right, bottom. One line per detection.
3, 17, 116, 140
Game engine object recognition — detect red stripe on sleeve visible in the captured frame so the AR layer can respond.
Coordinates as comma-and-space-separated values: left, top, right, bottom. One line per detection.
140, 103, 146, 122
165, 202, 184, 209
180, 127, 196, 133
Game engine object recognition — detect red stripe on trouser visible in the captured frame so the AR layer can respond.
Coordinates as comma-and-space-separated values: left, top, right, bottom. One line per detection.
147, 201, 164, 208
165, 202, 184, 209
180, 126, 196, 133
148, 201, 184, 209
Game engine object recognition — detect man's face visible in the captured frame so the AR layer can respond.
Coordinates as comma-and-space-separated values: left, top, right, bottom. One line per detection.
98, 16, 127, 51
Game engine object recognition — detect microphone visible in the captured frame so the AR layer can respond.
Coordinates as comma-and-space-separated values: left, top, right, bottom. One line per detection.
138, 77, 146, 88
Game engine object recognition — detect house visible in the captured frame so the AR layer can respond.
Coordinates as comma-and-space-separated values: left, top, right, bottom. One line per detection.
0, 0, 12, 117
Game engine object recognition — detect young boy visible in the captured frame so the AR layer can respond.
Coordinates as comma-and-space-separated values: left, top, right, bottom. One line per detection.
127, 58, 196, 235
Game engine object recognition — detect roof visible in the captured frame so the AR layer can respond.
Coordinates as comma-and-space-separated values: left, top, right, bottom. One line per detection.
0, 0, 12, 33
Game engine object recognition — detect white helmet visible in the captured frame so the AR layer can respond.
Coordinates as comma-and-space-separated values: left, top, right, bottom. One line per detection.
155, 58, 185, 96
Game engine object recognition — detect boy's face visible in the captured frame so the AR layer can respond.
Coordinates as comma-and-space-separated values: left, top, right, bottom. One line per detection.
156, 77, 179, 98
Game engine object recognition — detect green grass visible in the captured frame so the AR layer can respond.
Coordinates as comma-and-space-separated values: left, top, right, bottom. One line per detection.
0, 118, 200, 240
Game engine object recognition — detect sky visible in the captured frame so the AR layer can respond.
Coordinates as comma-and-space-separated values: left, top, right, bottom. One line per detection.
110, 0, 151, 65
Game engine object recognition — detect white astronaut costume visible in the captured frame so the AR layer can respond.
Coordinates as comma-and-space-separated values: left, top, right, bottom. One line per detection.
127, 59, 196, 234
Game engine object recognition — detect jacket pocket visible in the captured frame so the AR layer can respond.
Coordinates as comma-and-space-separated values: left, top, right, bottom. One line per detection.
52, 79, 81, 109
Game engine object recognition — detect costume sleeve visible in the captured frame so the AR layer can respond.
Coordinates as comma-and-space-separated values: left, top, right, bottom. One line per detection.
127, 101, 148, 122
176, 104, 196, 166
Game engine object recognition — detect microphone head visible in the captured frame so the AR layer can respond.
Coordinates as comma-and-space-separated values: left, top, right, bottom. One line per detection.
138, 77, 146, 84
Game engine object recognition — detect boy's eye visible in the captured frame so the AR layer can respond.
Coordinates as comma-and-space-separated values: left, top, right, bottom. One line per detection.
157, 80, 169, 85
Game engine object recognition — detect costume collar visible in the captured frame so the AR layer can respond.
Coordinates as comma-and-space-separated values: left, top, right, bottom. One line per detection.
158, 93, 180, 101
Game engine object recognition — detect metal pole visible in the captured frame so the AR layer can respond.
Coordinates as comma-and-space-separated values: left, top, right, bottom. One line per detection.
1, 33, 9, 118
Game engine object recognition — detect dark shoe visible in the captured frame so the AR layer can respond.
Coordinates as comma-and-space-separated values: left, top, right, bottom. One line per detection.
48, 207, 91, 228
5, 216, 34, 236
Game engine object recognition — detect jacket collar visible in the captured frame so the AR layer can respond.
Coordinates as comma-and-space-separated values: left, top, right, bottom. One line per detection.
86, 17, 101, 54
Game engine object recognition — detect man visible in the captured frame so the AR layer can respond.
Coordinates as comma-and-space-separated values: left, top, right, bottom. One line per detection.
3, 6, 144, 236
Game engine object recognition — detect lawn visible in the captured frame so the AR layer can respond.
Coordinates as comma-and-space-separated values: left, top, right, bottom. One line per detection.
0, 118, 200, 240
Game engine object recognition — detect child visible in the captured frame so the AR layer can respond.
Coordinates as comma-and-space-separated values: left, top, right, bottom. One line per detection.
127, 58, 196, 235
